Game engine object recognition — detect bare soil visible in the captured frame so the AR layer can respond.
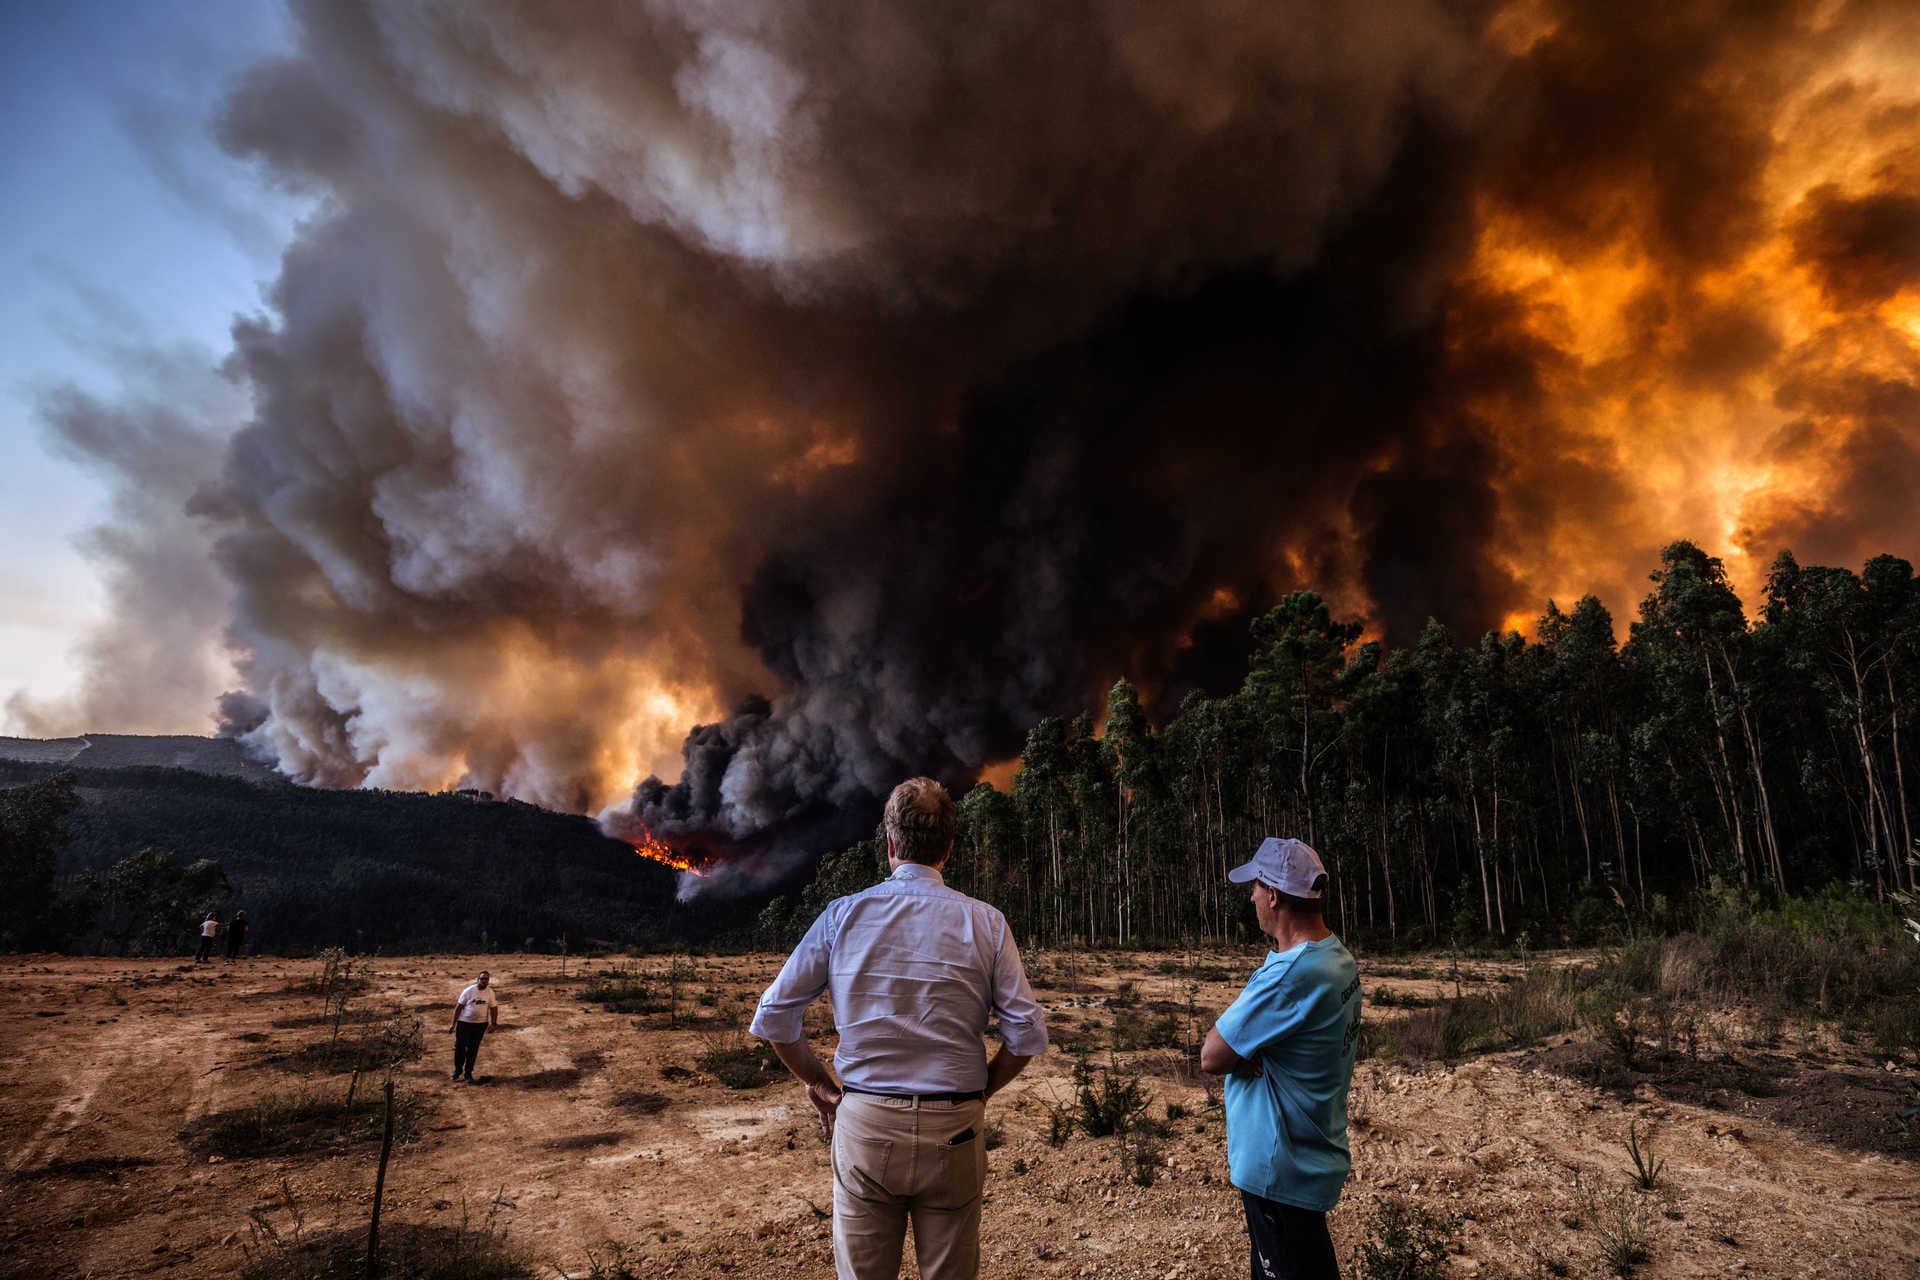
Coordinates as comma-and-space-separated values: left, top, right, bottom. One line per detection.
1, 951, 1914, 1279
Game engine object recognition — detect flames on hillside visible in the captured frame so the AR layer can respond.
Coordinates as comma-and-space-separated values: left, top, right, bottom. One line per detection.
626, 827, 711, 877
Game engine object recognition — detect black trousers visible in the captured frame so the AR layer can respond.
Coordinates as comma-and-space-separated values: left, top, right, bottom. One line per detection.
453, 1021, 488, 1078
195, 936, 215, 962
1242, 1191, 1339, 1280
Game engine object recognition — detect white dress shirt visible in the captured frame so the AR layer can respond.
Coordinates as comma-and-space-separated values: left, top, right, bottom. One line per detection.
750, 862, 1049, 1093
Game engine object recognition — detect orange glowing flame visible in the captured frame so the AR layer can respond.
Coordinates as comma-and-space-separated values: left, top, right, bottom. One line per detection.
628, 827, 707, 876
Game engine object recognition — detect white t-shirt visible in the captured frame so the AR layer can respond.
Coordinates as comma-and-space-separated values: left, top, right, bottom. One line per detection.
201, 919, 220, 938
455, 983, 497, 1023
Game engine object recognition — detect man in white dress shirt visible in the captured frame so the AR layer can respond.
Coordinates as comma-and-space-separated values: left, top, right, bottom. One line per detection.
752, 777, 1049, 1280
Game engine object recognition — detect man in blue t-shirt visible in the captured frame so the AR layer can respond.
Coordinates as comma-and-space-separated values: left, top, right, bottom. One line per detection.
1200, 837, 1361, 1280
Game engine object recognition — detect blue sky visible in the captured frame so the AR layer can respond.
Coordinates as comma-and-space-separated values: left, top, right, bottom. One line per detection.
0, 0, 299, 727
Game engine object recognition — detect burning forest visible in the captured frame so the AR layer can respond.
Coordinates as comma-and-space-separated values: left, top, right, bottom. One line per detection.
11, 0, 1920, 888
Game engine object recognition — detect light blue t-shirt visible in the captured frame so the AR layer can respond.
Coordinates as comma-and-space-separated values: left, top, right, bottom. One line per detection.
1214, 935, 1361, 1211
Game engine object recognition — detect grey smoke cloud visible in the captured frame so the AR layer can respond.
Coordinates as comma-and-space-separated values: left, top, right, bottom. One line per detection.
37, 0, 1919, 888
6, 340, 240, 738
190, 0, 1495, 841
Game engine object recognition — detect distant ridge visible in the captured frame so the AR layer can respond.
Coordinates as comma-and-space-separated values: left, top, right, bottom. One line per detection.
0, 734, 275, 780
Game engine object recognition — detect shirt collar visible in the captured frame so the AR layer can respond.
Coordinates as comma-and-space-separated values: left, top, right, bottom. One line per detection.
890, 862, 945, 884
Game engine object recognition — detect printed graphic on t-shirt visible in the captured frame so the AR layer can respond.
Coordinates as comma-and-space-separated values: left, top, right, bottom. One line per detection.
456, 984, 497, 1022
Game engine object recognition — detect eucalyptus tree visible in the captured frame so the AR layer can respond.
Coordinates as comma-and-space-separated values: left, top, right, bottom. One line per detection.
1239, 592, 1364, 843
1102, 678, 1158, 944
1626, 541, 1785, 889
1533, 596, 1630, 892
1761, 553, 1920, 893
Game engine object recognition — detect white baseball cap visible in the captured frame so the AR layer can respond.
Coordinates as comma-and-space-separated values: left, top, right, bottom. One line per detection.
1227, 837, 1327, 898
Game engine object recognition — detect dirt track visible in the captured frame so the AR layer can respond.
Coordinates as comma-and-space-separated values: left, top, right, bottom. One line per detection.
1, 952, 1915, 1279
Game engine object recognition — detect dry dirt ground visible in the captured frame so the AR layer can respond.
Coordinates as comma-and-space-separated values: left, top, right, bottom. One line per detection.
1, 950, 1915, 1279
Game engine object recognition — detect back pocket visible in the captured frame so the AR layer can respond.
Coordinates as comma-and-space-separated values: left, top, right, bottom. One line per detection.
834, 1131, 895, 1198
919, 1132, 984, 1210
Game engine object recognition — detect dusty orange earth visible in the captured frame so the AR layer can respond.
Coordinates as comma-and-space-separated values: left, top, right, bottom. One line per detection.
1, 950, 1915, 1279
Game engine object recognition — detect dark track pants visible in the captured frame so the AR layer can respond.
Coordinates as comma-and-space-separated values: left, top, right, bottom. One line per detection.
453, 1021, 488, 1078
195, 937, 215, 962
1242, 1191, 1339, 1280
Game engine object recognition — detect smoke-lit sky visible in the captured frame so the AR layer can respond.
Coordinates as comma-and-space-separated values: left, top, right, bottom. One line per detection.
4, 1, 1919, 870
1, 0, 298, 724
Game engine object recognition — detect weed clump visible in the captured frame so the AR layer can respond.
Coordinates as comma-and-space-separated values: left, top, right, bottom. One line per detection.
1580, 1185, 1651, 1276
1351, 1196, 1461, 1280
241, 1200, 528, 1279
1074, 1054, 1152, 1138
1624, 1119, 1666, 1190
183, 1086, 424, 1159
578, 966, 669, 1015
1365, 966, 1579, 1064
697, 1037, 787, 1089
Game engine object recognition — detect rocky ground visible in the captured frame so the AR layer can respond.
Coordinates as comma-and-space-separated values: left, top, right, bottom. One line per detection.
1, 950, 1914, 1279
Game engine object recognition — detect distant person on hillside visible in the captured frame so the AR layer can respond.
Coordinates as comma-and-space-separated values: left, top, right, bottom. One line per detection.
223, 910, 249, 963
751, 777, 1049, 1280
449, 970, 498, 1082
195, 912, 222, 963
1200, 838, 1361, 1280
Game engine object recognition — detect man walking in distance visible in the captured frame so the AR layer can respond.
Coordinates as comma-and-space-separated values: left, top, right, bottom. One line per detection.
1200, 838, 1362, 1280
195, 912, 221, 963
449, 969, 498, 1082
751, 777, 1050, 1280
223, 909, 249, 963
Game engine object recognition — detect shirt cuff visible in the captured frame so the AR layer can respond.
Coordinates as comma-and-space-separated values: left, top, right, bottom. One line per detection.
749, 1004, 804, 1044
996, 1016, 1051, 1057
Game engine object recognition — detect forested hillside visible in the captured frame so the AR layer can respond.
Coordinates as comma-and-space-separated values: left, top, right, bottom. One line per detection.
11, 540, 1918, 958
900, 542, 1920, 950
0, 762, 738, 953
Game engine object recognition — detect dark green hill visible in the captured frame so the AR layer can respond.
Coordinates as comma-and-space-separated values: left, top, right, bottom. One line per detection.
0, 761, 745, 953
0, 733, 273, 779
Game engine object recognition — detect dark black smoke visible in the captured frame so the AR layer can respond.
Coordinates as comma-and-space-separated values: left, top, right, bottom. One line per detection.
633, 116, 1508, 852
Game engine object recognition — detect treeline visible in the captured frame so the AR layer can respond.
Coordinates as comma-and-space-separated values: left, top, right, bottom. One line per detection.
0, 763, 737, 954
792, 542, 1920, 950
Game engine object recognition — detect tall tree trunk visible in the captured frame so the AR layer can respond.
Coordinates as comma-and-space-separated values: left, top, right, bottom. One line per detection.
1891, 664, 1918, 891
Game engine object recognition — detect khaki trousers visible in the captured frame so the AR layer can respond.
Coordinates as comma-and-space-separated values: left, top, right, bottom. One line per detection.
831, 1093, 988, 1280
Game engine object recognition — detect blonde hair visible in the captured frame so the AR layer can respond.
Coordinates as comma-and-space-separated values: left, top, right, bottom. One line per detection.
883, 777, 956, 865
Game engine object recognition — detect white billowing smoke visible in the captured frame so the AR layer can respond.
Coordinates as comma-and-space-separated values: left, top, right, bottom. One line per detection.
7, 342, 241, 739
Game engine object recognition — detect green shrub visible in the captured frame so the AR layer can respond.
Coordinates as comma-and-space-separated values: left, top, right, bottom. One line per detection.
1120, 1123, 1161, 1187
579, 966, 669, 1015
1624, 1119, 1666, 1190
1074, 1056, 1152, 1139
184, 1085, 423, 1159
697, 1037, 786, 1089
241, 1203, 528, 1280
1581, 1186, 1650, 1277
1046, 1106, 1075, 1148
1366, 967, 1578, 1064
1351, 1196, 1460, 1280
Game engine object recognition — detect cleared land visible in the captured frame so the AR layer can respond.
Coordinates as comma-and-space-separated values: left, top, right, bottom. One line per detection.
0, 951, 1914, 1279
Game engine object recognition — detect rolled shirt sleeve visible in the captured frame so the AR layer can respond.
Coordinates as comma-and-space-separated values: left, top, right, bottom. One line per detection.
989, 926, 1050, 1057
749, 909, 834, 1043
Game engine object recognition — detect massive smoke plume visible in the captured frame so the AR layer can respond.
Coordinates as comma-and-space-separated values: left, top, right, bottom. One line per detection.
28, 1, 1920, 873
